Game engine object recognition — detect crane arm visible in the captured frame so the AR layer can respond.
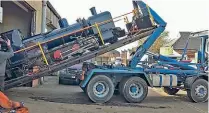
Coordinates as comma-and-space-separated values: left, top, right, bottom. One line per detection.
129, 1, 167, 68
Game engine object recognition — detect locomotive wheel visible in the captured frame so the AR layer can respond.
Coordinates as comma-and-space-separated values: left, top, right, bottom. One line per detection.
122, 77, 148, 103
87, 75, 114, 103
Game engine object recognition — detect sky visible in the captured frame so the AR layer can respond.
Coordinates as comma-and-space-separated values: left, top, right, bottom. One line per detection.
49, 0, 209, 51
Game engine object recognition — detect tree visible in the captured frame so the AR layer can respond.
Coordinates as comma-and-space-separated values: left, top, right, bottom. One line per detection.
138, 31, 171, 53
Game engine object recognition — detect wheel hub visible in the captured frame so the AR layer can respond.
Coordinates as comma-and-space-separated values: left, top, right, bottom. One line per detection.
129, 83, 143, 98
93, 82, 109, 98
96, 84, 104, 92
195, 85, 207, 98
130, 86, 138, 93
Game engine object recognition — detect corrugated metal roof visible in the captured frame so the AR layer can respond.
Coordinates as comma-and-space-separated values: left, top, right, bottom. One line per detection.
173, 32, 201, 50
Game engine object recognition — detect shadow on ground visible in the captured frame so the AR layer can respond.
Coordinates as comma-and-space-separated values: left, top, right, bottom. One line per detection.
5, 76, 193, 110
28, 91, 194, 109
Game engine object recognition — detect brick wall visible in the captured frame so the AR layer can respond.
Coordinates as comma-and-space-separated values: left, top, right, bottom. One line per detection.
174, 49, 197, 60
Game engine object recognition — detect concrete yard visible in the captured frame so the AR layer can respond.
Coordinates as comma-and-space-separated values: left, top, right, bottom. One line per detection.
5, 76, 208, 113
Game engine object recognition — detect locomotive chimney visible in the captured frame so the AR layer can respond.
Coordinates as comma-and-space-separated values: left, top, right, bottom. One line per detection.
90, 7, 97, 16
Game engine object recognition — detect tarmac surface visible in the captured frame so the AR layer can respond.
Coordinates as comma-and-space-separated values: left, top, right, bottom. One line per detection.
5, 76, 208, 113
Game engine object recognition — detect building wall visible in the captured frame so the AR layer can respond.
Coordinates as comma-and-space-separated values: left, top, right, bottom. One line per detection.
26, 1, 42, 34
0, 1, 60, 38
121, 50, 128, 66
46, 6, 59, 29
26, 1, 60, 33
91, 57, 110, 65
92, 51, 120, 65
175, 49, 197, 60
0, 1, 33, 37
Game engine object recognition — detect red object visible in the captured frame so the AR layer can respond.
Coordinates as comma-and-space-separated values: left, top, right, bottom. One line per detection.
0, 91, 29, 113
72, 44, 80, 52
180, 60, 192, 63
53, 50, 62, 59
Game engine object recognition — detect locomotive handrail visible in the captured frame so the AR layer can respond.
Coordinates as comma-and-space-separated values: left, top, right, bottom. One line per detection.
14, 10, 136, 54
95, 22, 105, 45
38, 42, 49, 65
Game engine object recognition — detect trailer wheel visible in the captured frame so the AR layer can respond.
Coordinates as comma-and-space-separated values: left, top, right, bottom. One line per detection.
186, 90, 194, 102
119, 77, 129, 96
123, 77, 148, 103
87, 75, 114, 103
163, 87, 179, 95
189, 79, 208, 103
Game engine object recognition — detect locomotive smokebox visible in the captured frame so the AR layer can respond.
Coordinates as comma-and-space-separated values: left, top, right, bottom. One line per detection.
90, 7, 97, 15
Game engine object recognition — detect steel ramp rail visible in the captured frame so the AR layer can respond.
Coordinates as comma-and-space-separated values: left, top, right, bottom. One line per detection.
4, 27, 155, 90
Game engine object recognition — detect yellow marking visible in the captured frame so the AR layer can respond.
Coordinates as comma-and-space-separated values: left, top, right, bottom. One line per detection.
95, 22, 105, 45
38, 42, 49, 65
146, 4, 155, 26
132, 9, 137, 16
124, 16, 129, 24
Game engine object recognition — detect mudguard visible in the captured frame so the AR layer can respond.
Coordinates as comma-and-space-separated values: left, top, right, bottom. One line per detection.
80, 68, 153, 88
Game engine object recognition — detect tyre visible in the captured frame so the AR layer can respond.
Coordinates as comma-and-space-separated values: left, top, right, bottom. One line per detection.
163, 87, 179, 95
123, 77, 148, 103
187, 90, 194, 102
119, 77, 129, 96
58, 78, 62, 84
75, 79, 81, 85
189, 79, 208, 103
86, 75, 114, 103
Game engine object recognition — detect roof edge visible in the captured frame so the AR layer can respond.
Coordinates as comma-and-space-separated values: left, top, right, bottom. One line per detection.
47, 1, 61, 19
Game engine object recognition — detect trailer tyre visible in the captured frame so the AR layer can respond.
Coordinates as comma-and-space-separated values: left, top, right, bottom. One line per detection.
87, 75, 114, 103
119, 77, 129, 96
189, 79, 208, 103
163, 87, 179, 95
187, 90, 194, 102
123, 77, 148, 103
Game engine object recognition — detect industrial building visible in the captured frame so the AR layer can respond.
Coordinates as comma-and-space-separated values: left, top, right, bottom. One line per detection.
0, 1, 61, 87
91, 50, 120, 65
172, 32, 202, 60
0, 1, 60, 37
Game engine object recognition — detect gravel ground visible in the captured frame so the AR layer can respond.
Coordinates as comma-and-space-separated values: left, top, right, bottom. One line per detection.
4, 76, 208, 113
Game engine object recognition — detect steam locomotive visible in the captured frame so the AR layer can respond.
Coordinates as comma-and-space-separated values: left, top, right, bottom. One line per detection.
0, 6, 126, 81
